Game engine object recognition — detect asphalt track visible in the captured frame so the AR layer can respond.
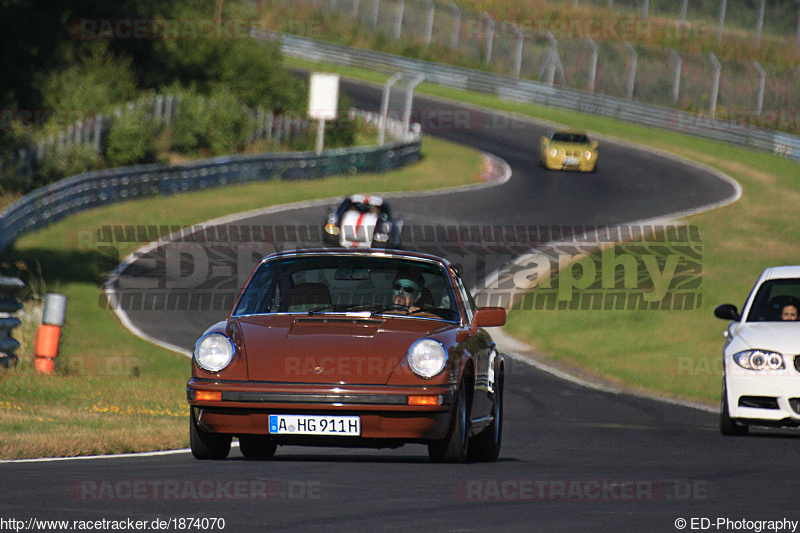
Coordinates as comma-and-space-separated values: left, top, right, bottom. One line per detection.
4, 79, 799, 533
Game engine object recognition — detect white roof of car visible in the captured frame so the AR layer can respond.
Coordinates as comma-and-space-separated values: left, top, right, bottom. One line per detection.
761, 266, 800, 280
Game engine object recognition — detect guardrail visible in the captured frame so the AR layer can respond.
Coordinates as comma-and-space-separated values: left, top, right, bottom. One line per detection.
267, 31, 800, 163
0, 110, 421, 253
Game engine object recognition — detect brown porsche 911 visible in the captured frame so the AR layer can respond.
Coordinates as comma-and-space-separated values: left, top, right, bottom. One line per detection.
187, 249, 506, 462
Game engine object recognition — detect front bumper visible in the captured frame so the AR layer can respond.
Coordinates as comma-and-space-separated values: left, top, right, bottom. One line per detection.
187, 378, 455, 442
543, 154, 596, 172
725, 373, 800, 426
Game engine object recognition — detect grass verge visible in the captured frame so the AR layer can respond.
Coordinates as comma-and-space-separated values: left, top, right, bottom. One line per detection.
286, 57, 800, 405
0, 135, 483, 459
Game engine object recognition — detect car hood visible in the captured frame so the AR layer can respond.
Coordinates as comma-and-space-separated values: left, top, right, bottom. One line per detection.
236, 314, 454, 384
731, 322, 800, 355
339, 210, 378, 248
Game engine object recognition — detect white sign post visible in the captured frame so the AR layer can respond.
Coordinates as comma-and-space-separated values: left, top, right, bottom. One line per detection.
308, 73, 340, 155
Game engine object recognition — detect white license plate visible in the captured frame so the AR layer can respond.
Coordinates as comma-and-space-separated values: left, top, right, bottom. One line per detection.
564, 156, 579, 165
269, 415, 361, 436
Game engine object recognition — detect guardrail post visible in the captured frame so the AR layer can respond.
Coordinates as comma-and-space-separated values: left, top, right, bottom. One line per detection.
709, 53, 721, 120
753, 61, 765, 117
394, 0, 404, 40
34, 293, 67, 375
0, 277, 24, 369
680, 0, 688, 30
670, 49, 682, 103
717, 0, 727, 44
482, 12, 494, 64
754, 0, 765, 48
402, 75, 425, 133
586, 38, 598, 92
511, 23, 523, 78
448, 2, 460, 49
423, 0, 434, 47
625, 42, 637, 100
378, 73, 403, 145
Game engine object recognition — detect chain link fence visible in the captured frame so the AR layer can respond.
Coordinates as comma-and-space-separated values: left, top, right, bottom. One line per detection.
269, 30, 800, 161
288, 0, 799, 136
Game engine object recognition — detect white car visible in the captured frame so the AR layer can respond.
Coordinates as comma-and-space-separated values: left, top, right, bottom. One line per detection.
714, 265, 800, 435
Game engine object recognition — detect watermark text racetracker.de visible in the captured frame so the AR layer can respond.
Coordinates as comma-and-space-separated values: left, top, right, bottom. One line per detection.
455, 478, 707, 501
674, 517, 798, 532
82, 223, 702, 312
0, 516, 225, 531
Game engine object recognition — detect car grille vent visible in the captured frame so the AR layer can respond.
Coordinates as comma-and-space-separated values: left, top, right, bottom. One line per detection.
738, 396, 779, 410
790, 399, 800, 415
794, 355, 800, 373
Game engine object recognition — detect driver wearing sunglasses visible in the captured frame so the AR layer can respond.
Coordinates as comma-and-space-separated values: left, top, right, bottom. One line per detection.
392, 271, 425, 313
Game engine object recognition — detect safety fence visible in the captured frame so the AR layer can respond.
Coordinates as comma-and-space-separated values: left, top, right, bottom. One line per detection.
266, 30, 800, 162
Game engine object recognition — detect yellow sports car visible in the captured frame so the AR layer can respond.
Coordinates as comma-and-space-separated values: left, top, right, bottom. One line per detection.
539, 131, 598, 172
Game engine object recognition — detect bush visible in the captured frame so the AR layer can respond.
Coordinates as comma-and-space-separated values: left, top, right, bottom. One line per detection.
206, 90, 248, 155
30, 143, 102, 191
104, 108, 158, 167
169, 93, 210, 154
37, 42, 137, 117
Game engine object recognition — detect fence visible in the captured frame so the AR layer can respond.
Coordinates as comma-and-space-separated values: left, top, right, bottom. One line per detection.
0, 94, 315, 177
283, 0, 800, 136
264, 29, 800, 162
0, 110, 421, 252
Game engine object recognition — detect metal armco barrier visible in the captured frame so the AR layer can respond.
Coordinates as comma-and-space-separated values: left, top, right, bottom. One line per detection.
34, 293, 67, 375
268, 31, 800, 163
0, 110, 421, 253
0, 277, 24, 368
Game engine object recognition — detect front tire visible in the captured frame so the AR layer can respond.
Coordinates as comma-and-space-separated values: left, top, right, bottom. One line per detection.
468, 373, 503, 461
190, 409, 232, 460
429, 384, 469, 463
720, 383, 748, 436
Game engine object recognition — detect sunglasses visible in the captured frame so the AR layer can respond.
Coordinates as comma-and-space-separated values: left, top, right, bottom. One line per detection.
393, 283, 418, 294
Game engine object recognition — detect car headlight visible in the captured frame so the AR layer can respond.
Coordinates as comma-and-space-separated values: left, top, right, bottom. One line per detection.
584, 151, 593, 159
195, 333, 235, 372
324, 220, 340, 236
733, 350, 784, 370
549, 148, 557, 157
407, 339, 448, 378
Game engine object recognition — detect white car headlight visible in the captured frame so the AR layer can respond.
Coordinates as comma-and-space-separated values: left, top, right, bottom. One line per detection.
584, 151, 593, 159
195, 333, 235, 372
407, 338, 448, 378
549, 148, 557, 157
733, 350, 784, 370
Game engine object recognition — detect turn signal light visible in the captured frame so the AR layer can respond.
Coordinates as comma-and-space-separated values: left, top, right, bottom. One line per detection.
407, 395, 440, 406
195, 390, 222, 402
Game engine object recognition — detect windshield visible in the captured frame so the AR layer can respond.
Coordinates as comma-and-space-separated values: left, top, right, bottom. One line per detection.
552, 132, 589, 144
233, 255, 460, 322
745, 279, 800, 322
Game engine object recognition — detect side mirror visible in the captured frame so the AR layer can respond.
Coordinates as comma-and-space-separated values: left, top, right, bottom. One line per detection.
540, 136, 548, 145
472, 307, 506, 329
714, 304, 741, 321
590, 141, 599, 149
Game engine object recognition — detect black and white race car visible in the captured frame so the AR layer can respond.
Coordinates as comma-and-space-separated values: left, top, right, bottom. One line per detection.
323, 194, 402, 248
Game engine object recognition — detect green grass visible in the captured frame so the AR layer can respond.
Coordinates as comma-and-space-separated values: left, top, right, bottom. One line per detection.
0, 135, 483, 459
285, 57, 800, 405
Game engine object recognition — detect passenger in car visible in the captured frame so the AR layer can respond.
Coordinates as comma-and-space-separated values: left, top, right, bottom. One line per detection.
780, 304, 798, 321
